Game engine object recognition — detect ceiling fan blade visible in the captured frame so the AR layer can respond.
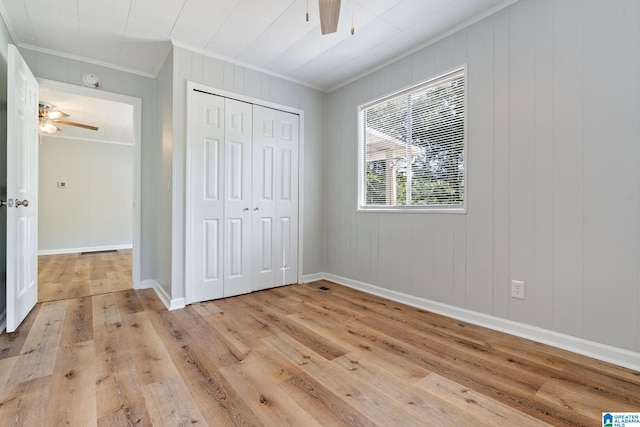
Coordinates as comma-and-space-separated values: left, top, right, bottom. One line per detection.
55, 120, 99, 131
319, 0, 341, 35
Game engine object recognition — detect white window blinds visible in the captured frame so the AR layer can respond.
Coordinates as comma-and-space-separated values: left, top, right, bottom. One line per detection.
359, 67, 466, 210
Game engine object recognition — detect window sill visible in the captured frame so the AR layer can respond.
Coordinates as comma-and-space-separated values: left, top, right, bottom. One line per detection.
357, 206, 467, 214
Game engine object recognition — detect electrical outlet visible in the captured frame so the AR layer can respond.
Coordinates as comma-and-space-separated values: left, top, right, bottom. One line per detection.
511, 280, 525, 299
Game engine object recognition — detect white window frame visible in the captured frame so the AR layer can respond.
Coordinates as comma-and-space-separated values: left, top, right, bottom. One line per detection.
357, 65, 467, 213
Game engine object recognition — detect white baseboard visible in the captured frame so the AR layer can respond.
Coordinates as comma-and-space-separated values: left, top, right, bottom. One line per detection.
151, 281, 186, 311
152, 281, 171, 309
302, 273, 325, 283
319, 272, 640, 372
38, 244, 133, 256
168, 297, 186, 311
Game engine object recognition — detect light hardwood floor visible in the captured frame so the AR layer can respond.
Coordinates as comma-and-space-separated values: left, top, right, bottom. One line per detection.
1, 281, 638, 426
38, 250, 132, 302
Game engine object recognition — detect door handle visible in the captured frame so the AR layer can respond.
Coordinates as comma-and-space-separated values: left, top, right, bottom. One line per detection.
243, 207, 249, 211
15, 199, 29, 208
253, 207, 259, 211
0, 200, 6, 207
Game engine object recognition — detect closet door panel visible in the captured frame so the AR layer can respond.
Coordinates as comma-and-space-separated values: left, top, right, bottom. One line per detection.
252, 106, 278, 290
204, 219, 220, 280
227, 218, 243, 276
189, 91, 225, 302
276, 111, 299, 285
223, 98, 253, 297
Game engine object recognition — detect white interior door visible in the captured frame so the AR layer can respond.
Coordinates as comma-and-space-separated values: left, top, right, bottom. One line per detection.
252, 106, 278, 291
189, 91, 225, 302
275, 110, 299, 286
6, 45, 39, 332
223, 98, 253, 297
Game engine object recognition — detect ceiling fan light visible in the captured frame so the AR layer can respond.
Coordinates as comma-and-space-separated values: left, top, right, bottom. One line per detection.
39, 120, 60, 134
44, 110, 68, 120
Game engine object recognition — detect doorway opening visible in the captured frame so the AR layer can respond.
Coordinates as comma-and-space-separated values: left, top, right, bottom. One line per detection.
36, 79, 142, 302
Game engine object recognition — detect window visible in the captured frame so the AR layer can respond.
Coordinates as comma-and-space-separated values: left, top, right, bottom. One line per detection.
358, 67, 466, 212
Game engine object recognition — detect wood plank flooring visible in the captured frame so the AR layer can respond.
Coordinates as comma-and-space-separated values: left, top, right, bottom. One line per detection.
1, 280, 639, 426
38, 250, 132, 302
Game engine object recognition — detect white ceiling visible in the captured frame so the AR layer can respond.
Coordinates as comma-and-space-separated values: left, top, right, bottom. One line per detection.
1, 0, 516, 91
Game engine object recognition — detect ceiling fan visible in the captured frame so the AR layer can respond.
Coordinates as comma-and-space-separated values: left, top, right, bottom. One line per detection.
38, 101, 99, 133
310, 0, 354, 35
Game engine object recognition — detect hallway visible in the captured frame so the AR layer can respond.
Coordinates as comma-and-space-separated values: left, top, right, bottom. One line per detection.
38, 250, 132, 302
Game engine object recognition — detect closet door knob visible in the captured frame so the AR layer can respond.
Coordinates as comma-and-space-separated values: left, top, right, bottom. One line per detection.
243, 207, 249, 211
254, 207, 259, 211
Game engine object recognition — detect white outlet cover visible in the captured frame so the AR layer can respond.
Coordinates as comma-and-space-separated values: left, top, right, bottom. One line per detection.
511, 280, 525, 299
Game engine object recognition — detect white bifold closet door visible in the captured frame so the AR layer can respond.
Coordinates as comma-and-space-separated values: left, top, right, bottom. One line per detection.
223, 97, 253, 297
252, 105, 299, 292
190, 91, 225, 302
189, 90, 299, 303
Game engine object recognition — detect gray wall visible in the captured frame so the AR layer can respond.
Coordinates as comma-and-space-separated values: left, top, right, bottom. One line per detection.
155, 47, 174, 298
0, 18, 11, 319
165, 44, 326, 301
325, 0, 640, 353
20, 49, 157, 281
38, 137, 133, 252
